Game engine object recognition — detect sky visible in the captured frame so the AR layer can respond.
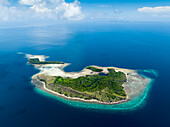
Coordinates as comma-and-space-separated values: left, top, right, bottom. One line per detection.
0, 0, 170, 23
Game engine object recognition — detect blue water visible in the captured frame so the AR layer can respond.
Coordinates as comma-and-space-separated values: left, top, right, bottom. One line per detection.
0, 22, 170, 127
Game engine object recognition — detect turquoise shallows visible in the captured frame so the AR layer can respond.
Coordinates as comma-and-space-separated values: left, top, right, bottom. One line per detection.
34, 69, 157, 112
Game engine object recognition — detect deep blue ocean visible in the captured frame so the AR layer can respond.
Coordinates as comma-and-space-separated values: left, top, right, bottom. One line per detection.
0, 22, 170, 127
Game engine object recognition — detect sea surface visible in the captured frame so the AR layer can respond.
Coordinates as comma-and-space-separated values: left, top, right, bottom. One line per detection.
0, 22, 170, 127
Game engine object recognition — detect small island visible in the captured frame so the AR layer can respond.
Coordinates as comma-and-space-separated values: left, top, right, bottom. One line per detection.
25, 54, 151, 105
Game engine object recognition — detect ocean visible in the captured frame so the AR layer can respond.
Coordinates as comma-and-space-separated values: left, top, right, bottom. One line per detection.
0, 21, 170, 127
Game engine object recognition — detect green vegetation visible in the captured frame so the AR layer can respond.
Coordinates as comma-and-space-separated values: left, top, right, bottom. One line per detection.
86, 66, 103, 72
28, 58, 64, 64
38, 68, 127, 103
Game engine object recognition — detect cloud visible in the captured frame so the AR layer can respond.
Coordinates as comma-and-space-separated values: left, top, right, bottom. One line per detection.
19, 0, 83, 20
0, 0, 18, 21
137, 6, 170, 19
0, 0, 83, 22
20, 0, 41, 5
137, 6, 170, 13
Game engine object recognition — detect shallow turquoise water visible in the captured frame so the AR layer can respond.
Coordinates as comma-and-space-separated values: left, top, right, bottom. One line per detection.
34, 69, 156, 111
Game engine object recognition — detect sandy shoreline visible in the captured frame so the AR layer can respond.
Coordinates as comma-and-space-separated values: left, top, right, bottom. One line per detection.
31, 74, 129, 105
26, 53, 151, 105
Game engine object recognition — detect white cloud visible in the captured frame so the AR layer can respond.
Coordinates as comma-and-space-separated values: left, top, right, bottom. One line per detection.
62, 1, 83, 19
20, 0, 41, 5
137, 6, 170, 13
19, 0, 83, 20
0, 0, 83, 22
0, 1, 18, 21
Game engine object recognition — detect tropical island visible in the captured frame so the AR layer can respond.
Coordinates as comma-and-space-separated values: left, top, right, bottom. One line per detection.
25, 54, 151, 105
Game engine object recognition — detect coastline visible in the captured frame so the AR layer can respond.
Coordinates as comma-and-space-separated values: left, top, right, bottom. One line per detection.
26, 53, 151, 105
31, 74, 130, 105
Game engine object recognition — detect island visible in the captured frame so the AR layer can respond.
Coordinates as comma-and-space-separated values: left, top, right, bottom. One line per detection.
25, 54, 151, 105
